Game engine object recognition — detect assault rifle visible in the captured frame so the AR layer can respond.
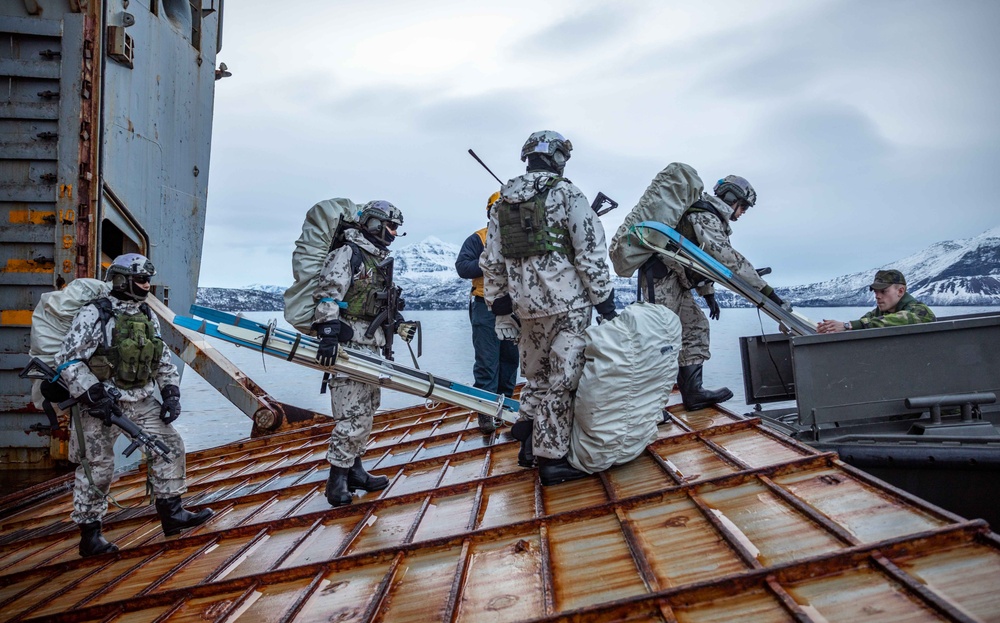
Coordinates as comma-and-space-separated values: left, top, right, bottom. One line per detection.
19, 357, 173, 462
364, 256, 405, 361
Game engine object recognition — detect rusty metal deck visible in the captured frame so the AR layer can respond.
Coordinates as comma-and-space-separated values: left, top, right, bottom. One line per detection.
1, 395, 998, 622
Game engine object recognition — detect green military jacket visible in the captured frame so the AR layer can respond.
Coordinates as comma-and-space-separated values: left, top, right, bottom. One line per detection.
849, 293, 936, 330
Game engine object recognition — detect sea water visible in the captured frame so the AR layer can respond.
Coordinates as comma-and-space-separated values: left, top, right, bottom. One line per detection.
175, 306, 998, 451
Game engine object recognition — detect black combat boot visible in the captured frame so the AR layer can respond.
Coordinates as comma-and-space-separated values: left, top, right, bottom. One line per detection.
510, 420, 535, 468
677, 364, 733, 411
78, 521, 119, 557
155, 497, 214, 537
346, 457, 389, 492
538, 456, 589, 486
326, 465, 353, 507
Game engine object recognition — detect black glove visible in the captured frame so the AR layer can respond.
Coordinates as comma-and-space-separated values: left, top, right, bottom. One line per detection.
595, 289, 618, 323
160, 384, 181, 425
314, 321, 340, 367
491, 294, 513, 316
81, 383, 119, 427
765, 288, 788, 309
704, 293, 721, 320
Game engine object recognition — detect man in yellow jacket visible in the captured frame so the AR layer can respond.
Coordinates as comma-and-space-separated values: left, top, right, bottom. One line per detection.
455, 192, 519, 432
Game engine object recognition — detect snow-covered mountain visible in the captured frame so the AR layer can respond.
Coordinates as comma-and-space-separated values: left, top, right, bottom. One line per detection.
778, 225, 1000, 306
197, 227, 1000, 311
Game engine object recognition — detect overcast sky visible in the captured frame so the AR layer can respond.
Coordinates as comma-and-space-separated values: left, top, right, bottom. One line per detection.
199, 0, 1000, 289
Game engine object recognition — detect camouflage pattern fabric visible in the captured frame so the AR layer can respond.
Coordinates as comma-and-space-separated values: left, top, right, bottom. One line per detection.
518, 306, 592, 460
69, 396, 186, 524
851, 293, 936, 329
662, 194, 768, 297
56, 297, 184, 525
55, 297, 180, 401
480, 172, 613, 319
313, 228, 389, 352
649, 193, 771, 366
326, 357, 382, 468
314, 228, 391, 467
651, 271, 712, 367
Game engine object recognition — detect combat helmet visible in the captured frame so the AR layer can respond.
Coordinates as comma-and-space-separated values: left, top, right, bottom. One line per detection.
105, 253, 156, 301
713, 175, 757, 208
358, 200, 404, 247
521, 131, 573, 172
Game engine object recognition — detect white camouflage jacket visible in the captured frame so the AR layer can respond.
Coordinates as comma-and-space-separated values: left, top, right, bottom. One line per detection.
481, 171, 613, 319
54, 296, 179, 402
312, 227, 388, 349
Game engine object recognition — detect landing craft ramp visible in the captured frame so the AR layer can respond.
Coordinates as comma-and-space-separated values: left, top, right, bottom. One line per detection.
0, 398, 998, 622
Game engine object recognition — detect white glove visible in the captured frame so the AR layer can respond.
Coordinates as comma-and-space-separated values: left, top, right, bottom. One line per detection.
494, 314, 520, 342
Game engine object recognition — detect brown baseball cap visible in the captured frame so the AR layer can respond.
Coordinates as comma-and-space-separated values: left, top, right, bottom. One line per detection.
869, 269, 906, 290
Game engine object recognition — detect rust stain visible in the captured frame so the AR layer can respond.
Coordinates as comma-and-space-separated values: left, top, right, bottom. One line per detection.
3, 259, 54, 273
9, 209, 56, 224
0, 310, 33, 326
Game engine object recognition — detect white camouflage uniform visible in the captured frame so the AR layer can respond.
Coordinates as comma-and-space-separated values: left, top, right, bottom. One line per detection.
480, 172, 613, 460
654, 193, 767, 366
54, 296, 185, 525
314, 228, 388, 469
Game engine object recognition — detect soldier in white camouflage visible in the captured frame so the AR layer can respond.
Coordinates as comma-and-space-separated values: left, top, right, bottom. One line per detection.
480, 131, 617, 486
54, 253, 213, 558
644, 175, 786, 411
312, 200, 417, 507
817, 270, 936, 333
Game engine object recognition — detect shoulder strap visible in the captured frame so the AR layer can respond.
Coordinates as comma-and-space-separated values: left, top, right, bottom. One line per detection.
345, 241, 364, 275
88, 297, 116, 347
684, 199, 724, 222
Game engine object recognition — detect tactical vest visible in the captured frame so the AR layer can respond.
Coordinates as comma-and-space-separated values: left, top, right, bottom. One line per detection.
497, 176, 572, 260
87, 299, 165, 390
342, 242, 389, 322
471, 227, 487, 297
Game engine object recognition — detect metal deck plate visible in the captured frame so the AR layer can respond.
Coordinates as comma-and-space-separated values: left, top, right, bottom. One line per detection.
1, 395, 998, 622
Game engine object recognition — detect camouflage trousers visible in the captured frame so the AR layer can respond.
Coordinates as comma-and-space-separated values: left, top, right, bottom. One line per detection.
518, 306, 591, 460
326, 345, 381, 468
653, 273, 710, 367
69, 395, 187, 525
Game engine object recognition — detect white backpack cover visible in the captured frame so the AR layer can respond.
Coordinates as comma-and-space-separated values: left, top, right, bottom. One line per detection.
608, 162, 704, 277
29, 278, 110, 367
568, 302, 682, 474
283, 198, 357, 333
28, 278, 110, 409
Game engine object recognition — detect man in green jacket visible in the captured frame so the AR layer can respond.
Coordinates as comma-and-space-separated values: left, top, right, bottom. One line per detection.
817, 269, 936, 333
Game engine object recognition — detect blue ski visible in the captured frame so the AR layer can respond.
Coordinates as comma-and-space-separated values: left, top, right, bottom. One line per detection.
631, 221, 817, 336
176, 306, 520, 423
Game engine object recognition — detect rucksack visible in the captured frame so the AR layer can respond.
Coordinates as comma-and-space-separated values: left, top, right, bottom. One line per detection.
608, 162, 705, 277
28, 278, 110, 412
283, 198, 358, 333
30, 278, 110, 368
568, 303, 682, 473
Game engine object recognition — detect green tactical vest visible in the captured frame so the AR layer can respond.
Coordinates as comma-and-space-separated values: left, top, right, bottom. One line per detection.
342, 244, 389, 322
88, 303, 165, 390
497, 176, 572, 260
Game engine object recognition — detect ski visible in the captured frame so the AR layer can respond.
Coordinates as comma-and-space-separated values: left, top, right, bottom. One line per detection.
631, 221, 817, 336
174, 306, 520, 425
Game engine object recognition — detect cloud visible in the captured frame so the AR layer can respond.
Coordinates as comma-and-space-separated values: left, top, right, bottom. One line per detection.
197, 1, 1000, 288
513, 6, 632, 58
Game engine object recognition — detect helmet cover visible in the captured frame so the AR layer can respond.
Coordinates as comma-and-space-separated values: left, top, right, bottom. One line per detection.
713, 175, 757, 207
